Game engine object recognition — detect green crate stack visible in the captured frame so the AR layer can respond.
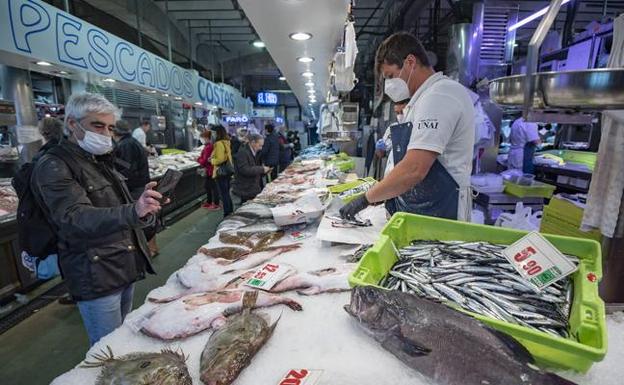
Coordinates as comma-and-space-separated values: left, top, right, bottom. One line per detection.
540, 198, 601, 242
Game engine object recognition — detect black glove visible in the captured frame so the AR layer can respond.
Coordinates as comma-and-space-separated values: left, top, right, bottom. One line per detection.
339, 194, 370, 221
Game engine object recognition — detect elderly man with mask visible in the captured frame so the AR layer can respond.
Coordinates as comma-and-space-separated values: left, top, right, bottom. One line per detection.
232, 133, 271, 203
341, 32, 475, 221
32, 92, 164, 346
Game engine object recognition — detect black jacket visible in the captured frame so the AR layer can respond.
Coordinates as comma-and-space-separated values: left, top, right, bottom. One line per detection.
32, 141, 154, 301
232, 144, 264, 200
113, 134, 150, 199
261, 132, 280, 167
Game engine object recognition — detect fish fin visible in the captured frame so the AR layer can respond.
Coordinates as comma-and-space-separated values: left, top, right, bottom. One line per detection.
381, 334, 431, 357
296, 286, 321, 296
81, 346, 115, 368
211, 316, 228, 330
242, 290, 259, 309
282, 296, 303, 311
486, 327, 535, 364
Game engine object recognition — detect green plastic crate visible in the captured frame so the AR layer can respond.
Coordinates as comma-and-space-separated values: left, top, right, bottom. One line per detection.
547, 197, 586, 224
539, 150, 597, 171
541, 206, 602, 242
349, 213, 606, 373
504, 180, 556, 199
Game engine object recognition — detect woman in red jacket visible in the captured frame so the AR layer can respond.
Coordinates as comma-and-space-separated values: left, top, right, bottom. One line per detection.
197, 130, 219, 209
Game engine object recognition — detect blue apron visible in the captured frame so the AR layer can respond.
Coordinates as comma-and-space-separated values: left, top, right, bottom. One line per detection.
522, 142, 536, 174
385, 121, 459, 220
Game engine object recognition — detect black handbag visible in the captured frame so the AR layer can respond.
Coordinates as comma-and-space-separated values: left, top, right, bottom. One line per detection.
216, 160, 234, 178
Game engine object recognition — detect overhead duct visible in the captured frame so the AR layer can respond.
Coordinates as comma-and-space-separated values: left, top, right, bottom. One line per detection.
446, 23, 481, 87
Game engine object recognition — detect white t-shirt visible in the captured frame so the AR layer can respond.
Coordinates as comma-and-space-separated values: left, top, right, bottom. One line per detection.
508, 117, 540, 170
132, 127, 147, 148
401, 72, 476, 220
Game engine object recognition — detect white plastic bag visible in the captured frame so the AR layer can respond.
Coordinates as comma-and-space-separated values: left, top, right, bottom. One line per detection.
494, 202, 542, 231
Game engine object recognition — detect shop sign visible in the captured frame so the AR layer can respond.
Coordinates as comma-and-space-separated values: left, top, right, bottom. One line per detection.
252, 107, 275, 118
0, 0, 252, 114
257, 91, 278, 105
223, 115, 249, 124
501, 232, 578, 290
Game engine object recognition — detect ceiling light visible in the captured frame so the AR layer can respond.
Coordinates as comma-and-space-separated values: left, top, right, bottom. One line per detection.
279, 76, 286, 81
134, 89, 142, 92
307, 89, 316, 94
35, 61, 53, 66
103, 78, 116, 83
147, 90, 157, 94
301, 71, 314, 78
289, 32, 312, 41
252, 40, 265, 48
162, 93, 169, 97
508, 0, 570, 31
194, 102, 203, 106
55, 70, 70, 75
174, 96, 182, 100
297, 56, 314, 63
305, 81, 315, 87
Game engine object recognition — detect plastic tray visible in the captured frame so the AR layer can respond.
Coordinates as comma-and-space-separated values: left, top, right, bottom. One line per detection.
349, 213, 606, 372
504, 180, 556, 199
539, 150, 597, 170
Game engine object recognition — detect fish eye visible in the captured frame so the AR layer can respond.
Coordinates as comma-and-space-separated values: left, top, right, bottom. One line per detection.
140, 361, 151, 369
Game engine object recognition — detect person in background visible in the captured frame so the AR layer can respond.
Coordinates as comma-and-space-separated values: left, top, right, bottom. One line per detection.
197, 130, 219, 210
211, 125, 234, 216
133, 120, 156, 155
113, 120, 159, 257
278, 125, 294, 172
32, 92, 163, 346
38, 117, 63, 153
232, 133, 271, 204
261, 124, 280, 181
375, 100, 409, 178
508, 116, 541, 174
287, 130, 301, 158
340, 32, 475, 222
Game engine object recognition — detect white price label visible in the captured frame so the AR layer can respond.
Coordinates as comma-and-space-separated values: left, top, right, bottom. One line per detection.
243, 263, 291, 291
277, 369, 323, 385
502, 232, 578, 290
289, 231, 310, 241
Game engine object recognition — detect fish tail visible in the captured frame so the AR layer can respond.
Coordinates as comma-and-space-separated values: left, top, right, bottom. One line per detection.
283, 297, 303, 311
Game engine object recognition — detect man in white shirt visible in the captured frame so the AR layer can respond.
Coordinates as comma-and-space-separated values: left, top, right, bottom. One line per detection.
341, 32, 475, 221
508, 117, 541, 173
132, 120, 151, 149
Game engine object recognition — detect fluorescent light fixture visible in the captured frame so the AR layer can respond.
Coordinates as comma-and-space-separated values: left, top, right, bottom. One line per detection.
194, 102, 203, 106
279, 76, 286, 81
56, 70, 70, 75
147, 90, 157, 93
297, 56, 314, 63
289, 32, 312, 41
252, 40, 265, 48
162, 93, 169, 97
508, 0, 570, 31
174, 96, 182, 100
305, 81, 315, 87
134, 89, 142, 92
103, 78, 116, 83
35, 61, 52, 66
307, 89, 316, 94
301, 71, 314, 78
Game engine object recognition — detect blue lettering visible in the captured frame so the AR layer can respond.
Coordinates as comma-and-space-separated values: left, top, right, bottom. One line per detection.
9, 0, 51, 53
183, 71, 193, 98
114, 42, 135, 81
87, 29, 113, 74
214, 86, 221, 107
137, 52, 155, 87
229, 93, 235, 110
170, 67, 183, 95
154, 58, 169, 91
205, 82, 214, 104
56, 14, 87, 68
197, 78, 206, 101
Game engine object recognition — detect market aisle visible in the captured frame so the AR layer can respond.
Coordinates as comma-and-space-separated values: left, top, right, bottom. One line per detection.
0, 208, 222, 385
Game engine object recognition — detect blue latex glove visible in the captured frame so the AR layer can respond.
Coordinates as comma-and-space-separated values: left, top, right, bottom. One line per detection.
375, 139, 386, 151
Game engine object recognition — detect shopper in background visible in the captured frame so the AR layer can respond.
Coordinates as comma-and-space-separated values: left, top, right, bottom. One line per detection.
38, 117, 63, 151
32, 92, 163, 346
197, 130, 219, 210
508, 116, 541, 174
211, 125, 234, 216
278, 125, 294, 172
261, 123, 279, 181
232, 133, 271, 204
340, 31, 475, 222
287, 130, 301, 158
133, 119, 156, 155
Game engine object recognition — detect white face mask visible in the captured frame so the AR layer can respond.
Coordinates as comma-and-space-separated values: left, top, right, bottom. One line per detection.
384, 61, 413, 102
75, 121, 113, 155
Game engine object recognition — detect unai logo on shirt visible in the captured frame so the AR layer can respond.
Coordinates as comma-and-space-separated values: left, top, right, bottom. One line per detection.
417, 119, 439, 130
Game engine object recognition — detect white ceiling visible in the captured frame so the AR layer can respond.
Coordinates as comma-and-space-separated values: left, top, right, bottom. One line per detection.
239, 0, 350, 113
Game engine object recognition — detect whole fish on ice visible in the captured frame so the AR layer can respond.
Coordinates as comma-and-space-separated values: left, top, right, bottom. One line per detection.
81, 346, 192, 385
271, 263, 356, 295
345, 286, 577, 385
200, 294, 278, 385
141, 290, 301, 340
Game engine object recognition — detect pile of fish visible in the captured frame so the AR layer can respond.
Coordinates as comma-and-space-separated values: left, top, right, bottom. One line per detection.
380, 240, 576, 338
82, 347, 193, 385
296, 142, 336, 160
345, 286, 578, 385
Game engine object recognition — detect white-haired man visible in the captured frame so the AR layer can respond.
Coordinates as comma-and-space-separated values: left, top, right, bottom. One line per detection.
32, 92, 164, 346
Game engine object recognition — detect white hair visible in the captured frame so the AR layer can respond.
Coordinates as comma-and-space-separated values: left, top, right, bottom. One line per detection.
64, 92, 121, 134
248, 133, 264, 143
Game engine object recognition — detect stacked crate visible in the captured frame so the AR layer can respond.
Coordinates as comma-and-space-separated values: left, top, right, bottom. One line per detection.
540, 196, 601, 242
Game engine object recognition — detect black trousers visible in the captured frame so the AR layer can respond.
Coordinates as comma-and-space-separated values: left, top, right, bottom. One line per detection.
216, 176, 233, 216
204, 177, 219, 204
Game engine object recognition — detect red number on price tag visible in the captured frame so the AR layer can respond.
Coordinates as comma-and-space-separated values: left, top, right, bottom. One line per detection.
522, 260, 543, 276
514, 246, 536, 263
255, 271, 266, 279
264, 264, 279, 273
279, 369, 309, 385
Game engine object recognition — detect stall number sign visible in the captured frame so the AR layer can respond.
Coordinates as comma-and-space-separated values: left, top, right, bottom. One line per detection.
277, 369, 323, 385
257, 92, 278, 106
502, 232, 578, 290
244, 263, 290, 290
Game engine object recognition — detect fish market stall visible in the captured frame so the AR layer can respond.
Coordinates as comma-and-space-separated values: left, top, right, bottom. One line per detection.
51, 154, 624, 385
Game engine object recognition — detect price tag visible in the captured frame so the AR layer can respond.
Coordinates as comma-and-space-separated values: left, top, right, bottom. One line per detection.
289, 231, 310, 241
244, 263, 291, 290
501, 231, 578, 290
277, 369, 323, 385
